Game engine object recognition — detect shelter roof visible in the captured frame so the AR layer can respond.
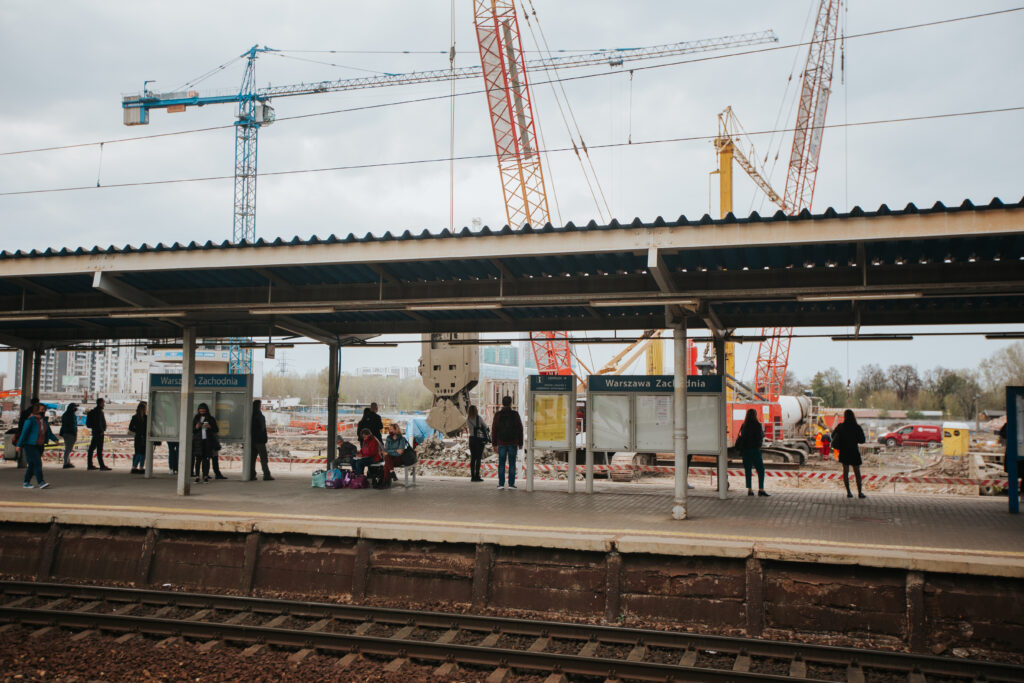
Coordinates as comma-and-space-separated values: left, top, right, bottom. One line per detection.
1, 197, 1022, 347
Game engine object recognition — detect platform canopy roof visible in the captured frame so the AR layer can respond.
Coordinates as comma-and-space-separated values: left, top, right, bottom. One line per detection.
1, 197, 1022, 348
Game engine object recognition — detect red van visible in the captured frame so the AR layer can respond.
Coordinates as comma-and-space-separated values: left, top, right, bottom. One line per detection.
878, 424, 941, 448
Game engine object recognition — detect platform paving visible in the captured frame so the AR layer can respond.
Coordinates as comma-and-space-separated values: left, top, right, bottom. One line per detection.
2, 464, 1023, 573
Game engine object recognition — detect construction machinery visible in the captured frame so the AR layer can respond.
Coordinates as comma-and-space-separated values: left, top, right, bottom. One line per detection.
419, 333, 479, 436
754, 0, 841, 403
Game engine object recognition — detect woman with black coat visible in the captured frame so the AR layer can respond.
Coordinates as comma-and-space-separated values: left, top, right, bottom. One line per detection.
59, 403, 78, 469
831, 409, 867, 499
128, 401, 148, 474
737, 408, 769, 497
192, 403, 220, 483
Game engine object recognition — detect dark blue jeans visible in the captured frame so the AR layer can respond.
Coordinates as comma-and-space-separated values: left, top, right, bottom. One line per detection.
498, 445, 517, 487
351, 456, 374, 475
741, 448, 765, 490
22, 445, 44, 485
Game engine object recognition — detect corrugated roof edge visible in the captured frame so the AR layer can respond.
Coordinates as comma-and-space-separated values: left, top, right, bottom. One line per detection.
2, 196, 1022, 261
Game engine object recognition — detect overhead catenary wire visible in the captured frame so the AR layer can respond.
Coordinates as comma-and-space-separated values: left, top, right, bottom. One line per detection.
4, 6, 1012, 160
1, 105, 1020, 197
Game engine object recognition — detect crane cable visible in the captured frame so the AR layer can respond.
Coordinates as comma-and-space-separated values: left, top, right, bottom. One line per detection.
522, 0, 612, 223
755, 0, 820, 216
449, 0, 456, 232
172, 53, 245, 92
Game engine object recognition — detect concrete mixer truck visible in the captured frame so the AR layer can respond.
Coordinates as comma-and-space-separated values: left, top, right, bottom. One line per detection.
727, 393, 824, 464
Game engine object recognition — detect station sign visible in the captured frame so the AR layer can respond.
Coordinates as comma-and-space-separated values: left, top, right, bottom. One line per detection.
152, 374, 249, 388
529, 374, 574, 392
587, 374, 722, 456
588, 374, 721, 393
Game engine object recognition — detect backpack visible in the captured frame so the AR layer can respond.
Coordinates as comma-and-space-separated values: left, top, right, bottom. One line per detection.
86, 409, 96, 430
493, 411, 518, 443
345, 474, 369, 489
325, 468, 347, 489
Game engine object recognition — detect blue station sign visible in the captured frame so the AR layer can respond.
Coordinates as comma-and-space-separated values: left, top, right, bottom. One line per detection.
588, 374, 722, 394
529, 374, 575, 392
151, 374, 250, 389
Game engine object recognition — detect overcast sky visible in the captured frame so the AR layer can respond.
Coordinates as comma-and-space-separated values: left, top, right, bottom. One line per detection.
1, 1, 1022, 385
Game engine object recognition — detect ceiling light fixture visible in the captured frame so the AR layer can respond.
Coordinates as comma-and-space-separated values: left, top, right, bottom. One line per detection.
249, 307, 337, 315
830, 334, 914, 341
798, 292, 922, 302
589, 297, 698, 308
407, 303, 502, 311
109, 311, 186, 318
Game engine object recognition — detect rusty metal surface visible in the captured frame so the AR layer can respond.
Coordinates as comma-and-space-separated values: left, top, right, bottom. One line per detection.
2, 522, 1023, 656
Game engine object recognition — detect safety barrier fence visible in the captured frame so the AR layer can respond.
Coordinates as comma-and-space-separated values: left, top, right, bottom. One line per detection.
8, 452, 1012, 488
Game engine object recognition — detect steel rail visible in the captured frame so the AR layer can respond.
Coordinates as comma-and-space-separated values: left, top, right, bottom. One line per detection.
3, 581, 1022, 681
0, 606, 800, 682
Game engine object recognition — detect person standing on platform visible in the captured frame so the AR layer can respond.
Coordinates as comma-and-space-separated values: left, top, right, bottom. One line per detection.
490, 396, 523, 490
366, 401, 385, 444
192, 403, 219, 484
167, 442, 179, 475
832, 409, 867, 499
465, 404, 488, 482
13, 397, 41, 465
737, 408, 770, 497
249, 400, 273, 481
128, 401, 148, 474
86, 398, 111, 471
59, 403, 78, 469
18, 402, 57, 489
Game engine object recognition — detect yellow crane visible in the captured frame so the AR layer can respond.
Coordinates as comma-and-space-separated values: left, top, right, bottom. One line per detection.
711, 106, 787, 401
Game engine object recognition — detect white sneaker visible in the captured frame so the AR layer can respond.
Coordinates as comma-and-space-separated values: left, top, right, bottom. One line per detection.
497, 485, 505, 490
39, 482, 50, 489
508, 484, 517, 489
22, 483, 33, 489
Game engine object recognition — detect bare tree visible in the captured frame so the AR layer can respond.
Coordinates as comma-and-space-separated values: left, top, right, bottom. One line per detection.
853, 364, 888, 403
887, 364, 921, 402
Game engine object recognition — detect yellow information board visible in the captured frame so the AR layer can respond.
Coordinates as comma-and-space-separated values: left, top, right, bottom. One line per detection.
533, 394, 569, 445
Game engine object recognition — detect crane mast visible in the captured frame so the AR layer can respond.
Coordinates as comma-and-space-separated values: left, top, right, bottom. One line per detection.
754, 0, 841, 402
474, 0, 550, 231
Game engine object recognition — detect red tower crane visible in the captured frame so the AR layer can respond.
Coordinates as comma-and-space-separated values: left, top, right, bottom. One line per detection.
473, 0, 568, 375
753, 0, 841, 401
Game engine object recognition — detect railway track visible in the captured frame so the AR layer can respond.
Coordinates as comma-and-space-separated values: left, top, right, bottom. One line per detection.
2, 580, 1021, 682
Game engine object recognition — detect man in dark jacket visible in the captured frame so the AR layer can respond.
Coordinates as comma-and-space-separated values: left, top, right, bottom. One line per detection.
490, 396, 524, 490
367, 402, 384, 442
249, 399, 273, 481
86, 398, 111, 470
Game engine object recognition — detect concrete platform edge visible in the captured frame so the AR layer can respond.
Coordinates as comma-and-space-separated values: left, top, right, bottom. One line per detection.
2, 505, 1022, 578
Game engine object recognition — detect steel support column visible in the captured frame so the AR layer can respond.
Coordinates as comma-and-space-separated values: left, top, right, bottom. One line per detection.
714, 337, 729, 500
672, 323, 689, 520
327, 342, 339, 469
31, 348, 41, 399
177, 328, 197, 496
18, 350, 32, 411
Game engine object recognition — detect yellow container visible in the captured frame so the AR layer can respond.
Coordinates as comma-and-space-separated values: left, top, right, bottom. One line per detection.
941, 421, 970, 457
